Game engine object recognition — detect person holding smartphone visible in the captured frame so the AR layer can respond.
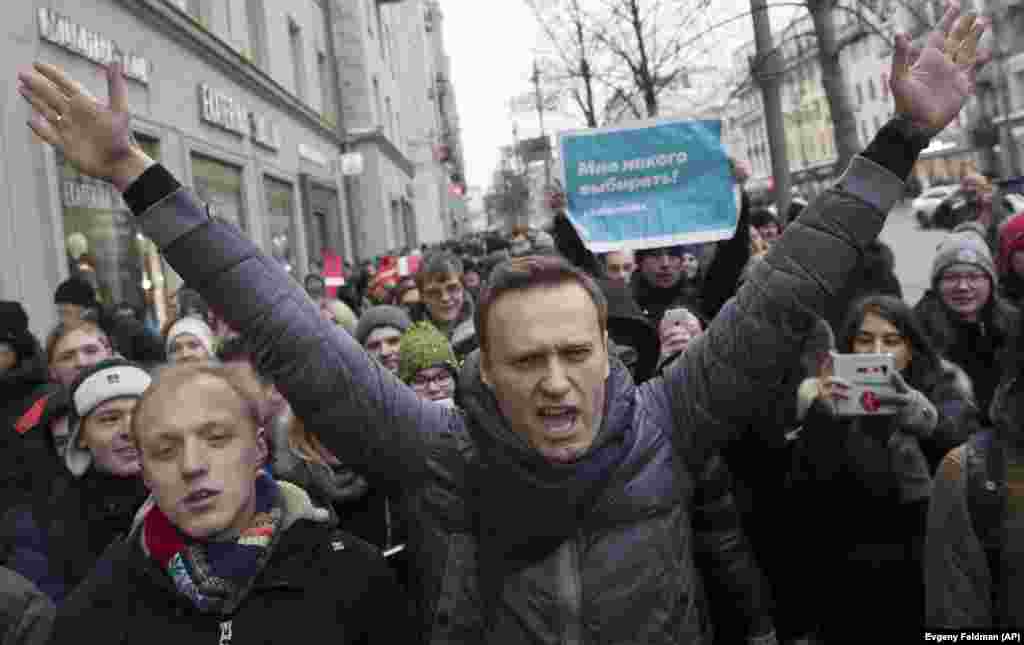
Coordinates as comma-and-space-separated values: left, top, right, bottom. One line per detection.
785, 295, 979, 642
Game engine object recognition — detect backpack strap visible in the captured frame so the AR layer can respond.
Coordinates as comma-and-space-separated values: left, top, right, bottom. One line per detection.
964, 430, 1007, 623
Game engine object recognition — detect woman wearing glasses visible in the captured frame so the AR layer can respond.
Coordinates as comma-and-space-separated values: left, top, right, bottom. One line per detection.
399, 322, 460, 407
915, 223, 1019, 425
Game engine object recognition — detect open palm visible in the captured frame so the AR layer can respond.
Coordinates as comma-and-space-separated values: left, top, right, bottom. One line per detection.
890, 5, 991, 136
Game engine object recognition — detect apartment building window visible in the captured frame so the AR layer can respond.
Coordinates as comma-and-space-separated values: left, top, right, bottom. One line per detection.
365, 0, 375, 37
289, 17, 308, 102
385, 96, 394, 141
318, 52, 334, 123
868, 78, 877, 101
856, 83, 864, 106
861, 120, 869, 145
873, 115, 882, 134
245, 0, 268, 69
881, 73, 889, 99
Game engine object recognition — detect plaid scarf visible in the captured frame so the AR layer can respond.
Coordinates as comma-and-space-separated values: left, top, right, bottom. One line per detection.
142, 472, 283, 615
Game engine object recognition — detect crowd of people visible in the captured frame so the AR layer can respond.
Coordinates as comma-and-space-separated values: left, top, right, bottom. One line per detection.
0, 6, 1018, 643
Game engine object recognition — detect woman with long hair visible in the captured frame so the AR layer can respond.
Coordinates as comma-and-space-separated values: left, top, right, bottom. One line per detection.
785, 295, 979, 643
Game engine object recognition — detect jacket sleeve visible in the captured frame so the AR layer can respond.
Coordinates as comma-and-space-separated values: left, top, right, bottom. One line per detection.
665, 153, 905, 466
691, 455, 775, 641
127, 167, 453, 490
925, 446, 993, 628
699, 190, 752, 322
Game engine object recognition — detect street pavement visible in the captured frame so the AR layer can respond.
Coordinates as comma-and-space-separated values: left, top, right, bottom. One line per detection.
879, 200, 949, 307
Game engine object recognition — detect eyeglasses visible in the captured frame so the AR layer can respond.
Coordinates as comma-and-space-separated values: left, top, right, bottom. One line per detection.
412, 372, 454, 390
939, 272, 989, 288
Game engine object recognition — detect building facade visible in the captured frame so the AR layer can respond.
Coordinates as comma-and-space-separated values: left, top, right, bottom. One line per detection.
724, 0, 1009, 197
4, 0, 351, 338
330, 0, 466, 257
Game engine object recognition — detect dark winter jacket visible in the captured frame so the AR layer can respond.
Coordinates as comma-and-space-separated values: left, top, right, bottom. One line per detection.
914, 290, 1018, 424
0, 567, 53, 645
926, 375, 1024, 629
786, 358, 976, 641
49, 486, 412, 644
0, 470, 146, 605
0, 346, 51, 515
0, 387, 67, 518
120, 143, 906, 644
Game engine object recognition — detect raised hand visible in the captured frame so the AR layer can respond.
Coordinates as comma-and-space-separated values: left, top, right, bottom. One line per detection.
17, 62, 152, 191
890, 3, 991, 136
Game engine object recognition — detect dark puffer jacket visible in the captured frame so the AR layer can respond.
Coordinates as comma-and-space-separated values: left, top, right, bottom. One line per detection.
122, 145, 904, 643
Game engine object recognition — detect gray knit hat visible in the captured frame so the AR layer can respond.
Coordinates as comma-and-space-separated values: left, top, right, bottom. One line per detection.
355, 305, 412, 346
931, 225, 997, 289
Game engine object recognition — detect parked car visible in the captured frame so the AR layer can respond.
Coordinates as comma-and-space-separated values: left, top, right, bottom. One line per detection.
932, 190, 1024, 230
913, 185, 958, 228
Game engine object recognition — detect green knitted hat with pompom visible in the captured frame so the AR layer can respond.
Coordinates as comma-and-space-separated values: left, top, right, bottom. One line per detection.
399, 321, 460, 384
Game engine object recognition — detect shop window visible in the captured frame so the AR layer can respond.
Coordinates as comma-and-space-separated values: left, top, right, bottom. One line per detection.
264, 176, 297, 276
60, 136, 169, 326
289, 16, 308, 102
191, 153, 247, 232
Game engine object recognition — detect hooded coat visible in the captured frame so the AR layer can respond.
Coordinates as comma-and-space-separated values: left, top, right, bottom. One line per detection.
117, 140, 905, 643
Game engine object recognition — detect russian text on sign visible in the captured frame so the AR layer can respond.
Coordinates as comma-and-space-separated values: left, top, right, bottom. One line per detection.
37, 8, 149, 84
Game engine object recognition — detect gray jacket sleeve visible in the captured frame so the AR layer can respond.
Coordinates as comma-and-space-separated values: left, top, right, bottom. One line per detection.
0, 567, 54, 645
925, 446, 993, 628
664, 155, 904, 465
136, 189, 456, 490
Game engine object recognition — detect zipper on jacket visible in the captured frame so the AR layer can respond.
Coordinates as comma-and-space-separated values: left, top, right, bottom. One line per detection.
556, 533, 584, 645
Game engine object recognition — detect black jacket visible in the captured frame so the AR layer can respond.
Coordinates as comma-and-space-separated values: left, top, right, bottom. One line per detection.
49, 521, 412, 644
0, 470, 147, 605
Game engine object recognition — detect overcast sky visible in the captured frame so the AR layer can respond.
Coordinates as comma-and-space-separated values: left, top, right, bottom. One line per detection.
438, 0, 799, 192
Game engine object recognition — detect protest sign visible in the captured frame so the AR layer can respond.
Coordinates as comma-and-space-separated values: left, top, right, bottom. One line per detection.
558, 119, 737, 253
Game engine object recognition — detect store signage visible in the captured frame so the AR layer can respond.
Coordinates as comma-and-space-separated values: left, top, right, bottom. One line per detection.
199, 84, 281, 151
38, 8, 150, 84
299, 144, 328, 167
250, 113, 281, 151
62, 176, 125, 211
199, 84, 248, 137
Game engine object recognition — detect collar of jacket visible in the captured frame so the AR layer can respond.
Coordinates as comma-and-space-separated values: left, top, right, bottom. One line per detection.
126, 480, 333, 601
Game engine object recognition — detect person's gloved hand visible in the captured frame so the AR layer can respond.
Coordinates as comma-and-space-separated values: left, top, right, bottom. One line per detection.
876, 371, 938, 437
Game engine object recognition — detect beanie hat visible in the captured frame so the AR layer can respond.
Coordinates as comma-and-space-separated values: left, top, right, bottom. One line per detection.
355, 305, 412, 346
931, 227, 997, 289
0, 301, 33, 358
165, 315, 216, 361
998, 213, 1024, 276
65, 358, 151, 477
325, 300, 358, 336
54, 278, 97, 308
398, 321, 459, 384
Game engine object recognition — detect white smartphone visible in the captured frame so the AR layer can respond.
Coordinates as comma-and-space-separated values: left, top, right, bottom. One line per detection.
829, 351, 899, 416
